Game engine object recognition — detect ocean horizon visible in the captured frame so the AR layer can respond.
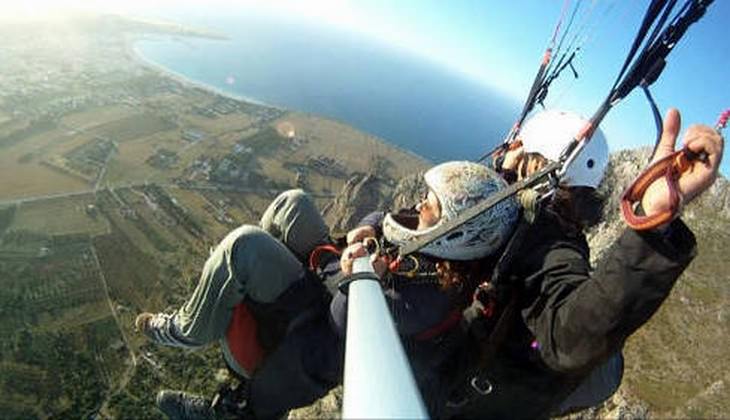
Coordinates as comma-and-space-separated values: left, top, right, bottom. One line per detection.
134, 12, 520, 163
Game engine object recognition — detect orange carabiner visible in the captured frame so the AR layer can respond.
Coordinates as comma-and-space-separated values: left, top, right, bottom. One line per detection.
620, 148, 701, 230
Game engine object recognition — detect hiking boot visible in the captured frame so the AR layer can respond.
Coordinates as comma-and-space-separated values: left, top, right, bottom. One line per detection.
135, 312, 155, 333
135, 312, 192, 347
156, 390, 215, 420
210, 381, 252, 419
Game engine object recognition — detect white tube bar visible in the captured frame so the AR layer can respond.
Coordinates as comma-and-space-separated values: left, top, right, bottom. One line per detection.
342, 256, 428, 419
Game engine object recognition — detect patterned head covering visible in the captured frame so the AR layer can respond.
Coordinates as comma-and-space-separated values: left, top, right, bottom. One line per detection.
384, 161, 518, 260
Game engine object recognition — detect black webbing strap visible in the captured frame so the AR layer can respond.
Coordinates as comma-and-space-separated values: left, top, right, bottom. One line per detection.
642, 84, 664, 160
477, 0, 574, 163
586, 0, 713, 158
609, 0, 712, 106
403, 0, 715, 261
337, 272, 380, 295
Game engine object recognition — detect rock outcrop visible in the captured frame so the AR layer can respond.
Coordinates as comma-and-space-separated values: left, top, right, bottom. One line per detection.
320, 173, 390, 234
582, 149, 730, 419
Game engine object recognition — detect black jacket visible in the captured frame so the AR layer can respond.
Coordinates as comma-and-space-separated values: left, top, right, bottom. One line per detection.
446, 208, 697, 419
328, 211, 454, 339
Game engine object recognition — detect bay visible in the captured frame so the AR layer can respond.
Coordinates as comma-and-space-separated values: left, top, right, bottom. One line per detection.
135, 12, 519, 162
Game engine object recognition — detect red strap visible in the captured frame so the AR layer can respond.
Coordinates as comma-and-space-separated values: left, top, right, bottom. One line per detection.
414, 309, 462, 341
620, 148, 694, 230
716, 109, 729, 131
308, 244, 341, 271
388, 256, 401, 273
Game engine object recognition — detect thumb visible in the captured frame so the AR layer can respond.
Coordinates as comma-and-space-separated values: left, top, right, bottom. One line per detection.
652, 108, 681, 163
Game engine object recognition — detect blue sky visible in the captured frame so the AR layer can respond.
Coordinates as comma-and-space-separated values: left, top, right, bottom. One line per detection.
6, 0, 728, 174
306, 0, 729, 175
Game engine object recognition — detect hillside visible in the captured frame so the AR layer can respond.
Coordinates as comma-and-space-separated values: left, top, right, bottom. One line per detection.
581, 148, 730, 419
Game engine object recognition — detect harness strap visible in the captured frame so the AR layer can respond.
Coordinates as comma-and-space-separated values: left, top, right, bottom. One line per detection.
445, 292, 519, 409
414, 309, 462, 341
443, 212, 535, 410
474, 292, 519, 365
308, 244, 341, 271
620, 147, 705, 230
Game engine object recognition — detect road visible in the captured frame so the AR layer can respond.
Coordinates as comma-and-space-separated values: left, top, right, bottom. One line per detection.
89, 244, 138, 419
0, 182, 336, 207
0, 189, 98, 207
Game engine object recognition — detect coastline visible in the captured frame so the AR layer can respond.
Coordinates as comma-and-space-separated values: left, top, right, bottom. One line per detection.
127, 35, 280, 110
126, 33, 431, 166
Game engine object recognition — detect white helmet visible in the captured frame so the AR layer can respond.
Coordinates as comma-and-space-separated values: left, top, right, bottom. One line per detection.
518, 109, 609, 188
383, 161, 518, 261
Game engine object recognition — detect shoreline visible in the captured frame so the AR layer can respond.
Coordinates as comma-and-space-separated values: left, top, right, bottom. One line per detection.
126, 34, 432, 166
128, 35, 281, 110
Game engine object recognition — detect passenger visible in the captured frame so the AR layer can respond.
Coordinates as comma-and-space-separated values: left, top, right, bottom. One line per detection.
135, 189, 342, 420
435, 108, 723, 419
332, 161, 520, 415
495, 109, 622, 415
134, 160, 521, 420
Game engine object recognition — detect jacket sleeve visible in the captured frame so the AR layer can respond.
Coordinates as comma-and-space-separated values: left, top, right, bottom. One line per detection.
330, 282, 451, 338
357, 211, 385, 237
521, 217, 697, 374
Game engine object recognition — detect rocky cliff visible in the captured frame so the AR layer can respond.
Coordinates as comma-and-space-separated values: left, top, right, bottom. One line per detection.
319, 170, 426, 234
581, 148, 730, 419
320, 173, 390, 233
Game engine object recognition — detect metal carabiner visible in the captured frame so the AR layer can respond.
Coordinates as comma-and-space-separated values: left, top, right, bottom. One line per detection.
362, 236, 380, 255
470, 375, 494, 396
390, 254, 420, 277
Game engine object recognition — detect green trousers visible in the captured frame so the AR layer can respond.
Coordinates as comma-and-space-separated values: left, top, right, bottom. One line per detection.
172, 189, 329, 375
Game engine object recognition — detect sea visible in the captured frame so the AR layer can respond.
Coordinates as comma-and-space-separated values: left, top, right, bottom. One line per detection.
134, 11, 520, 163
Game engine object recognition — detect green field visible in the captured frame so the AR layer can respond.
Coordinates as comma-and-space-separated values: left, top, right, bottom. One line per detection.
0, 205, 16, 235
10, 195, 109, 237
60, 105, 138, 132
103, 137, 177, 185
0, 119, 57, 149
0, 110, 11, 125
0, 127, 91, 200
91, 114, 177, 143
0, 235, 126, 418
0, 316, 127, 419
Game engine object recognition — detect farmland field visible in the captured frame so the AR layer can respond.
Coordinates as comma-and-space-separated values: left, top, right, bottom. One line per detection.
0, 236, 127, 418
180, 112, 256, 136
0, 110, 11, 125
10, 194, 109, 236
0, 128, 91, 201
274, 112, 428, 179
0, 119, 57, 150
0, 14, 430, 420
60, 105, 138, 131
164, 188, 235, 241
90, 114, 177, 143
103, 137, 173, 185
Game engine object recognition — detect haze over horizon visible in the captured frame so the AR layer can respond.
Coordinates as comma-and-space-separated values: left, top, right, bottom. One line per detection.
3, 0, 728, 175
